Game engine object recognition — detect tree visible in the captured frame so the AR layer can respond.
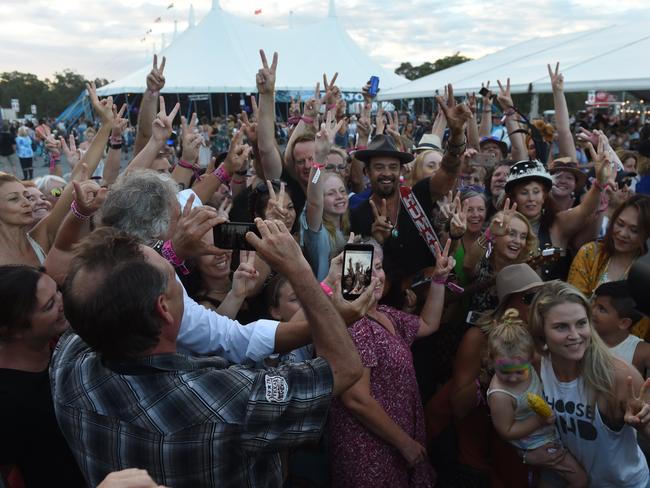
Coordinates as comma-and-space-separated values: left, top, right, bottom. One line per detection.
395, 52, 472, 80
0, 71, 49, 116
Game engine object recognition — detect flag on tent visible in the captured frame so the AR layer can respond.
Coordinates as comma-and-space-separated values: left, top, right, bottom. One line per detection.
154, 16, 162, 23
254, 9, 262, 15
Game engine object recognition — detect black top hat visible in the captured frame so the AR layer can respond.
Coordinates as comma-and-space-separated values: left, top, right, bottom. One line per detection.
353, 134, 414, 165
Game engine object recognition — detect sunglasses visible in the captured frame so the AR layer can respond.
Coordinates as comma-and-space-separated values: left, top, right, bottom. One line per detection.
325, 163, 348, 172
50, 187, 63, 198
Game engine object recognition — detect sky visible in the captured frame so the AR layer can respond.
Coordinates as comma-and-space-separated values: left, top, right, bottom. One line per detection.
1, 0, 649, 82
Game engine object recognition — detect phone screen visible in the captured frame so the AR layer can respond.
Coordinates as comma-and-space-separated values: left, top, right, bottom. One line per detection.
469, 153, 497, 168
213, 222, 260, 250
342, 244, 374, 300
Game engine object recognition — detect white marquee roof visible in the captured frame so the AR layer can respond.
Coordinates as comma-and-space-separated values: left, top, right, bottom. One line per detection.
98, 1, 405, 96
379, 24, 650, 100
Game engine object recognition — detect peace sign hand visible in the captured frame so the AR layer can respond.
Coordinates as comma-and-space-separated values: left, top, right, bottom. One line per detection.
496, 78, 513, 111
147, 54, 166, 93
547, 62, 564, 93
450, 193, 468, 238
436, 84, 472, 133
432, 239, 455, 281
370, 198, 393, 245
86, 81, 114, 125
257, 49, 278, 95
491, 197, 517, 236
151, 96, 180, 144
624, 376, 650, 428
180, 113, 201, 164
289, 95, 301, 116
323, 72, 340, 106
60, 134, 80, 168
586, 133, 613, 186
232, 250, 260, 299
224, 130, 251, 175
265, 180, 289, 222
111, 104, 128, 138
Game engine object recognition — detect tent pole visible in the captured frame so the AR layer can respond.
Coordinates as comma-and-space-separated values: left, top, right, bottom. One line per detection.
224, 93, 228, 117
209, 95, 214, 121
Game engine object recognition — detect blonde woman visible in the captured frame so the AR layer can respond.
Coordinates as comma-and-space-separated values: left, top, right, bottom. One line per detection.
528, 280, 650, 487
407, 148, 443, 187
463, 198, 538, 313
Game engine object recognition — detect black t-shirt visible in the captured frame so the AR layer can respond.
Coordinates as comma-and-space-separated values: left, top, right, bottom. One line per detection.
0, 131, 15, 156
350, 178, 441, 278
228, 168, 305, 224
0, 366, 85, 487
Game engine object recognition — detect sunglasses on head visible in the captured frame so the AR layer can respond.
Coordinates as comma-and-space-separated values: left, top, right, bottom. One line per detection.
50, 187, 63, 198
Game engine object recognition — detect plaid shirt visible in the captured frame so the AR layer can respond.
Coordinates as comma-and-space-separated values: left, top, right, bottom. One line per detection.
50, 331, 333, 488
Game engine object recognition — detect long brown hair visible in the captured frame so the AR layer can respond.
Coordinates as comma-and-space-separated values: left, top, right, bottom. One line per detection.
603, 194, 650, 256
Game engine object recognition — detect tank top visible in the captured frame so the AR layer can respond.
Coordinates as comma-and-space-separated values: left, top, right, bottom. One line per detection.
610, 335, 643, 366
26, 233, 46, 265
540, 357, 649, 487
487, 367, 558, 450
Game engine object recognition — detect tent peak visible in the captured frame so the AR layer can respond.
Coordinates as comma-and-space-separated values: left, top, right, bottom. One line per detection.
211, 0, 221, 10
328, 0, 336, 18
188, 4, 196, 28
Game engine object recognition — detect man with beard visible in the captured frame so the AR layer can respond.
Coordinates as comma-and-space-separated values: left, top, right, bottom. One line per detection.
350, 86, 472, 304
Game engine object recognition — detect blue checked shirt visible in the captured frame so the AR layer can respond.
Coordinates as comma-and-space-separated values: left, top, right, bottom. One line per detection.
50, 331, 333, 488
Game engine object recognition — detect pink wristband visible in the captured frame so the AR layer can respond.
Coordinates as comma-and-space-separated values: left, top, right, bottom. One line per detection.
177, 159, 202, 182
161, 240, 189, 276
213, 165, 232, 185
320, 281, 333, 297
327, 103, 337, 110
484, 228, 494, 243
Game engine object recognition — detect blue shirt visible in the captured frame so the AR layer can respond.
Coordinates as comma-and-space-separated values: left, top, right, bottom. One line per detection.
15, 136, 33, 158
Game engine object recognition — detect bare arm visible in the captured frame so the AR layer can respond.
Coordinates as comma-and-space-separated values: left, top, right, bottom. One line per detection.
256, 50, 283, 180
134, 55, 165, 155
247, 219, 362, 395
466, 92, 480, 151
103, 105, 128, 185
548, 63, 576, 159
478, 82, 492, 138
450, 327, 487, 419
417, 240, 455, 337
496, 79, 527, 161
488, 389, 547, 441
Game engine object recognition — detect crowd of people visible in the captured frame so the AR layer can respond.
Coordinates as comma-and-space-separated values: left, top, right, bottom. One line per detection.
1, 50, 650, 488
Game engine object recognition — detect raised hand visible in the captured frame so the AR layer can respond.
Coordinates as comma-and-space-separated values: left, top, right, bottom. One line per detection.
323, 72, 340, 106
624, 376, 650, 428
86, 81, 113, 124
111, 103, 128, 139
45, 134, 62, 158
223, 130, 251, 175
171, 195, 225, 259
361, 79, 378, 104
432, 239, 455, 281
496, 78, 514, 111
490, 197, 517, 236
265, 179, 289, 222
370, 198, 393, 244
480, 81, 492, 106
385, 111, 401, 141
375, 104, 386, 135
577, 127, 599, 147
146, 54, 166, 94
586, 134, 613, 186
547, 62, 564, 92
316, 110, 344, 160
436, 84, 472, 134
231, 250, 259, 299
245, 218, 308, 276
466, 92, 477, 115
356, 102, 372, 140
257, 49, 278, 95
331, 275, 378, 322
151, 96, 180, 144
240, 97, 258, 144
60, 134, 81, 168
289, 95, 301, 116
72, 178, 108, 216
180, 113, 202, 164
450, 193, 468, 238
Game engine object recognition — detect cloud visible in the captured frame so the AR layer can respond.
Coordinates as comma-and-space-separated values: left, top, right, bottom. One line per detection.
0, 0, 648, 82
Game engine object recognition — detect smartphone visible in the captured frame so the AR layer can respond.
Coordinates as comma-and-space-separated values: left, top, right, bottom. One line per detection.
341, 244, 374, 300
368, 76, 380, 97
469, 153, 497, 168
466, 311, 484, 325
213, 222, 260, 250
478, 86, 490, 97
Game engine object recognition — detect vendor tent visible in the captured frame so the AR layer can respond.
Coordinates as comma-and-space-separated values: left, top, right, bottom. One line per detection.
97, 0, 405, 96
379, 24, 650, 100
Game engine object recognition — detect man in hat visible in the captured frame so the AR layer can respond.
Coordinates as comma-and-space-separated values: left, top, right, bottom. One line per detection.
350, 86, 472, 301
479, 135, 508, 161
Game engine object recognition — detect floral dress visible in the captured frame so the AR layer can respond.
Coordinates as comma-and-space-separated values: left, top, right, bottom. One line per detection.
328, 305, 435, 487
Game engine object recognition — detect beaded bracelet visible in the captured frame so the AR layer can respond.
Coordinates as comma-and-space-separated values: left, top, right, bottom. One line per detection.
70, 200, 92, 221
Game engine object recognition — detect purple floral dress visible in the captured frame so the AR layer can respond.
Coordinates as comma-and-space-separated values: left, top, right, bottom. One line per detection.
328, 305, 435, 487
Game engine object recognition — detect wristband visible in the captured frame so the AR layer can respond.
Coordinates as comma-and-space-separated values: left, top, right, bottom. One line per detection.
213, 164, 232, 185
431, 276, 464, 294
320, 281, 334, 297
301, 115, 314, 125
70, 200, 92, 220
109, 136, 122, 145
161, 240, 189, 275
146, 89, 159, 97
109, 143, 123, 150
177, 159, 202, 182
503, 107, 516, 117
594, 179, 607, 191
327, 103, 337, 110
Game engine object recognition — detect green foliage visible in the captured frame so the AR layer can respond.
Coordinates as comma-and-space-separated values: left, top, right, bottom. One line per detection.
395, 52, 472, 81
0, 70, 111, 117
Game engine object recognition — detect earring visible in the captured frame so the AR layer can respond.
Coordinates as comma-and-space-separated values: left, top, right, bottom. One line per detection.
542, 343, 549, 352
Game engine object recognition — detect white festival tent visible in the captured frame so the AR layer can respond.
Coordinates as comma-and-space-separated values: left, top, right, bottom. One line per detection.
97, 0, 405, 97
379, 24, 650, 100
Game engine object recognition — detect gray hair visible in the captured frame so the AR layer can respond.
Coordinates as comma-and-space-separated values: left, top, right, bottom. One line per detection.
99, 170, 179, 245
460, 189, 488, 204
34, 174, 67, 191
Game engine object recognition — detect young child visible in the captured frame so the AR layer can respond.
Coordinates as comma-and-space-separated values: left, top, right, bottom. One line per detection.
486, 309, 587, 488
592, 281, 650, 376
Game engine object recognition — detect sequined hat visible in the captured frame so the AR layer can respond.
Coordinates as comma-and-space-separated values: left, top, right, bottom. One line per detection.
504, 159, 554, 194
